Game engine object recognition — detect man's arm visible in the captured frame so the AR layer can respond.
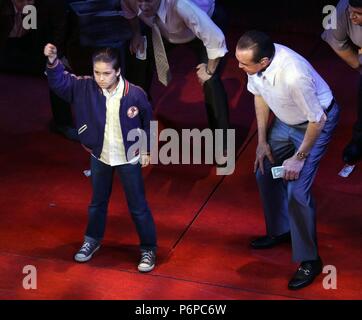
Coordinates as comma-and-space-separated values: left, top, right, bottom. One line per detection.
128, 16, 145, 54
176, 1, 227, 84
196, 57, 221, 85
120, 0, 144, 54
296, 116, 327, 156
282, 115, 326, 181
282, 74, 328, 180
330, 46, 361, 70
254, 95, 275, 174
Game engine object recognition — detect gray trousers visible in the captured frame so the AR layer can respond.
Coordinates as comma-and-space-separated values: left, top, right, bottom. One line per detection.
256, 102, 340, 262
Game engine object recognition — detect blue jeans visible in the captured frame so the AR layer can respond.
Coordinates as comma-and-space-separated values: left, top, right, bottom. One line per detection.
255, 102, 340, 262
85, 156, 157, 251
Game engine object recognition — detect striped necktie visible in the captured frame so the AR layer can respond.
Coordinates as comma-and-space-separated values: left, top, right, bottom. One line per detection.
151, 18, 172, 86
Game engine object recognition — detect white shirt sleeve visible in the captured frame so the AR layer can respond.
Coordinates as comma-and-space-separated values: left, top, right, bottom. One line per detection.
175, 0, 228, 59
286, 72, 325, 123
247, 76, 260, 96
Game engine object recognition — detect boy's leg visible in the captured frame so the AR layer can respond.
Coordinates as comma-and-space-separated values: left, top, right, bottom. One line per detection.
116, 163, 157, 251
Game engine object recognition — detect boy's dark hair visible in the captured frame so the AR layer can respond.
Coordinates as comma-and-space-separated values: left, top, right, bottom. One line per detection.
92, 48, 120, 71
349, 0, 362, 8
237, 30, 275, 63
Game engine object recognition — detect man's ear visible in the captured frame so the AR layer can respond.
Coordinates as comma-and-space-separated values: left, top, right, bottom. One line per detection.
260, 57, 270, 67
116, 68, 121, 77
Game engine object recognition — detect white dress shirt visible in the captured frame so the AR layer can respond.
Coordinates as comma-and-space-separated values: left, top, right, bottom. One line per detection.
247, 44, 334, 125
121, 0, 227, 59
100, 79, 139, 166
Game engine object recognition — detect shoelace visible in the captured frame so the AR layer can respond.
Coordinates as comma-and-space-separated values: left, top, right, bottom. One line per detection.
80, 242, 91, 253
141, 251, 154, 264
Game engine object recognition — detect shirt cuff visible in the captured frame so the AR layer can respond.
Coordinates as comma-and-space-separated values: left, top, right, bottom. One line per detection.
307, 109, 325, 123
206, 47, 228, 60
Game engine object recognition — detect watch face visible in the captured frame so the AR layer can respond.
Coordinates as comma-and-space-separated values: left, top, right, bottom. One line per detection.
297, 152, 307, 160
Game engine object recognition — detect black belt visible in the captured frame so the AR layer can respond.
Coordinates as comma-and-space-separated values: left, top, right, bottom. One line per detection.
325, 98, 335, 113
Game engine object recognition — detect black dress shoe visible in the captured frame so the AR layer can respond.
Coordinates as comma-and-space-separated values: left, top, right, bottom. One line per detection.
343, 140, 362, 164
288, 257, 323, 290
250, 232, 291, 249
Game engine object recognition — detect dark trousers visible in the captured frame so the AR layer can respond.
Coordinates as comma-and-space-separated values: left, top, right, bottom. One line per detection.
352, 74, 362, 142
125, 2, 229, 147
85, 156, 157, 251
0, 34, 73, 128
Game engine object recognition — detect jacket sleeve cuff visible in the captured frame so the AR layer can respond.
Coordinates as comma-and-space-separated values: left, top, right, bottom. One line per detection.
47, 59, 60, 69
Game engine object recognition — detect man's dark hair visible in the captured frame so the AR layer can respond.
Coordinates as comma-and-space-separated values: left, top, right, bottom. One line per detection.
92, 48, 120, 71
349, 0, 362, 8
236, 30, 275, 63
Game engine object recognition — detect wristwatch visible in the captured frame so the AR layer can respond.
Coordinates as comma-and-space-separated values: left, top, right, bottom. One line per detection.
296, 151, 309, 160
206, 68, 214, 76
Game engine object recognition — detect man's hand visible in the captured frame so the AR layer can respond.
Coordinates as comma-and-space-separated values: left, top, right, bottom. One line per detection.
141, 154, 151, 167
254, 142, 275, 174
130, 33, 145, 55
44, 43, 57, 64
196, 63, 212, 85
282, 155, 305, 181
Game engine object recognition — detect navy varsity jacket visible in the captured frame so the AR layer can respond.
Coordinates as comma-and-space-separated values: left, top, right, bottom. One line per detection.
46, 60, 153, 160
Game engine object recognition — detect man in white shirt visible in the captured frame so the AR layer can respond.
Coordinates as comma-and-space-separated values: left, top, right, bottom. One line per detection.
121, 0, 230, 155
235, 31, 340, 290
322, 0, 362, 164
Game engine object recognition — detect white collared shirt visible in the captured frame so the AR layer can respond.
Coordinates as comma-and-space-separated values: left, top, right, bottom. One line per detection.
121, 0, 227, 59
100, 79, 138, 166
247, 44, 333, 125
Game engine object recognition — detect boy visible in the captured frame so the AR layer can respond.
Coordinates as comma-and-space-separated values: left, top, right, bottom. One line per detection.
44, 43, 157, 272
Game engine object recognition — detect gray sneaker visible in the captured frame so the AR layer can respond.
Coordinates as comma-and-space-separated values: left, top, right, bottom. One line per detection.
74, 240, 100, 263
138, 250, 156, 273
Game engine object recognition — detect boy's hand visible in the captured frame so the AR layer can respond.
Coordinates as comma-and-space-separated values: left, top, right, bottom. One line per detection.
141, 154, 150, 167
44, 43, 58, 64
